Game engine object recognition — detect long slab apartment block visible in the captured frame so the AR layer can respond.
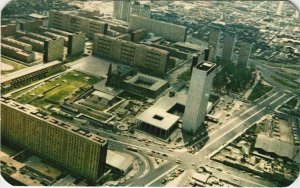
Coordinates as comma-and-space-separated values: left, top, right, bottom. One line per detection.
49, 10, 108, 39
16, 31, 64, 62
93, 33, 170, 75
1, 43, 35, 63
1, 98, 108, 181
129, 15, 187, 42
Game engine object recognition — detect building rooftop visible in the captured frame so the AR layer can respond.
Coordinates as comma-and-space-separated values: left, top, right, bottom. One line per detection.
0, 97, 107, 146
255, 134, 300, 163
136, 107, 179, 130
29, 13, 48, 19
174, 42, 206, 52
0, 61, 62, 84
124, 73, 169, 91
106, 150, 134, 172
195, 61, 216, 73
92, 91, 115, 101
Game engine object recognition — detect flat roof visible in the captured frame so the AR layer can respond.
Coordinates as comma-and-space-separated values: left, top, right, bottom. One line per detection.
29, 13, 48, 19
92, 91, 115, 101
174, 42, 206, 51
255, 134, 300, 163
195, 61, 216, 73
124, 73, 169, 91
0, 98, 107, 145
106, 150, 134, 172
136, 107, 179, 130
1, 61, 62, 83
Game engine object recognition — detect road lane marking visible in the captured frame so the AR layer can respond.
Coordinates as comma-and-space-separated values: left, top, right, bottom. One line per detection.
144, 165, 179, 187
202, 107, 267, 152
270, 93, 286, 105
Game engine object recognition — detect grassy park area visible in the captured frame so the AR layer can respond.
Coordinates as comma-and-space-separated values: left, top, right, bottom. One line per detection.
1, 57, 27, 75
247, 82, 273, 101
16, 71, 103, 109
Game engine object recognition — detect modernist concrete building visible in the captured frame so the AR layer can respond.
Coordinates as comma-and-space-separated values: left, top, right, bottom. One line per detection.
129, 15, 187, 42
1, 43, 35, 63
93, 34, 170, 75
16, 31, 64, 62
114, 0, 123, 19
237, 41, 253, 68
0, 98, 108, 181
121, 73, 169, 98
222, 33, 236, 62
131, 1, 141, 15
1, 61, 64, 92
2, 37, 33, 52
183, 61, 216, 134
48, 10, 108, 39
120, 0, 131, 21
139, 4, 151, 18
38, 27, 85, 56
1, 24, 17, 37
208, 29, 221, 61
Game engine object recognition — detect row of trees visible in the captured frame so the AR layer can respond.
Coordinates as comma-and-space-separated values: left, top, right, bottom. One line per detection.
213, 60, 255, 93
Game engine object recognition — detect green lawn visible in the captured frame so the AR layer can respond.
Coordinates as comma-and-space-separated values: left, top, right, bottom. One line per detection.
1, 57, 28, 75
248, 82, 273, 101
16, 71, 103, 109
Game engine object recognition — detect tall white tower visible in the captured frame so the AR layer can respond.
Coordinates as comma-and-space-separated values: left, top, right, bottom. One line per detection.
183, 61, 216, 134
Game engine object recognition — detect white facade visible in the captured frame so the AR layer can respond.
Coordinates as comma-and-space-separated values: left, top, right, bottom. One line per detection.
183, 62, 216, 134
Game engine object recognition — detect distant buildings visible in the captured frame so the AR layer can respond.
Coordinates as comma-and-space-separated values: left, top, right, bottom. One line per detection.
93, 33, 170, 75
139, 4, 151, 18
183, 61, 216, 134
222, 33, 236, 62
38, 27, 85, 56
131, 1, 141, 16
1, 61, 64, 92
1, 98, 108, 181
121, 0, 131, 21
208, 29, 221, 61
129, 15, 187, 42
238, 42, 253, 68
114, 0, 131, 21
48, 10, 108, 39
1, 38, 35, 63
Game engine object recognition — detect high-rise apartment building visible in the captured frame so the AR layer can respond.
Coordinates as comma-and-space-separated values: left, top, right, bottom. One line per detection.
222, 33, 236, 62
48, 10, 108, 39
0, 98, 108, 181
208, 29, 221, 61
129, 15, 187, 42
93, 33, 170, 75
113, 1, 123, 19
183, 61, 216, 134
121, 0, 131, 21
140, 4, 151, 18
237, 42, 253, 68
114, 0, 132, 21
131, 1, 141, 15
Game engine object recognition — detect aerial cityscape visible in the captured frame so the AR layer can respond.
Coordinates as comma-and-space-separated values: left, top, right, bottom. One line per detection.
1, 0, 300, 187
